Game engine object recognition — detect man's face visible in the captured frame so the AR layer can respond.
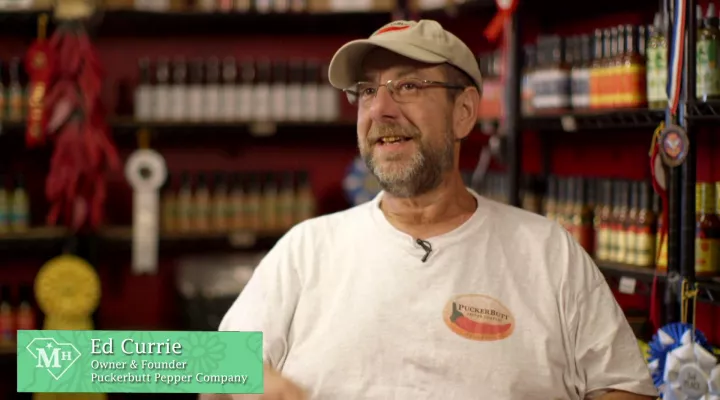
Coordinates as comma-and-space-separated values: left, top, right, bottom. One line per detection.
356, 49, 458, 198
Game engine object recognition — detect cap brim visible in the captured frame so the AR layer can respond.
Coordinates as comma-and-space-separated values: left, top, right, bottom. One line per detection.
328, 39, 448, 90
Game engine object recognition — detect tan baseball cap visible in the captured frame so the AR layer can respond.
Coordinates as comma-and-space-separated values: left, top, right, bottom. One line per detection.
328, 19, 482, 92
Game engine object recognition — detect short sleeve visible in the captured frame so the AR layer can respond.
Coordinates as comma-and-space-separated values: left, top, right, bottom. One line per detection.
218, 229, 302, 370
568, 246, 658, 398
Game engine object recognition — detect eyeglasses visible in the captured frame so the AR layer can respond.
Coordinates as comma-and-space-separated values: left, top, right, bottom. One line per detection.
343, 78, 468, 106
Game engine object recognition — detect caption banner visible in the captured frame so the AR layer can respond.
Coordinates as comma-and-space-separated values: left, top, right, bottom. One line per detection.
17, 330, 263, 394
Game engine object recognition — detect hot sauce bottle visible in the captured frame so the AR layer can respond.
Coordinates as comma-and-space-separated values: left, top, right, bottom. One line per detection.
572, 177, 594, 254
622, 25, 648, 108
648, 13, 668, 110
15, 285, 36, 332
624, 181, 640, 265
635, 182, 657, 268
608, 181, 623, 262
590, 29, 605, 109
609, 26, 624, 109
556, 178, 568, 230
615, 181, 630, 263
595, 180, 613, 261
544, 176, 558, 222
656, 194, 668, 271
695, 183, 720, 277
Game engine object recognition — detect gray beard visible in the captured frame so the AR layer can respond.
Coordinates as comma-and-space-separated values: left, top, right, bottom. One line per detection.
361, 128, 455, 198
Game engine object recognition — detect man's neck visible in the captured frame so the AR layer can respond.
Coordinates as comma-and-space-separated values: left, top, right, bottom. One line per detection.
379, 174, 477, 239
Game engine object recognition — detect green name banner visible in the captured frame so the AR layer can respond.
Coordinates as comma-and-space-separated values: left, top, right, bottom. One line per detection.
17, 330, 263, 394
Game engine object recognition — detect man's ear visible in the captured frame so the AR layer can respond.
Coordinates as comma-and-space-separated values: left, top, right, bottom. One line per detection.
453, 87, 480, 141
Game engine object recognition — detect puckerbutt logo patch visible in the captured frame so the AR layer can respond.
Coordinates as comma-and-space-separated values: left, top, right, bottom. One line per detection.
443, 294, 515, 341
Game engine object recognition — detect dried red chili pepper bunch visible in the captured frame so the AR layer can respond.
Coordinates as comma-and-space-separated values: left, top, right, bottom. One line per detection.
43, 20, 120, 232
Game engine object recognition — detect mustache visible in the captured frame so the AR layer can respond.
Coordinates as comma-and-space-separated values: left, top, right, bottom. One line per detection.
366, 124, 419, 142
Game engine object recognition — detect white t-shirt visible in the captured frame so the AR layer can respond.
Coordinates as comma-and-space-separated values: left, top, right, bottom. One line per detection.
219, 189, 658, 400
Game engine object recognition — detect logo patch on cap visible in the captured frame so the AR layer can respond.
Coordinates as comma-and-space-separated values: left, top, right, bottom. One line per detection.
373, 21, 413, 36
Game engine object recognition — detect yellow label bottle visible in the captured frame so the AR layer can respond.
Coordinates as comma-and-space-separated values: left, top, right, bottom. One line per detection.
695, 183, 720, 276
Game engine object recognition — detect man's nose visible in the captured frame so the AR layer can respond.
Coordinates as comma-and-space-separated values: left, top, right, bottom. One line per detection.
368, 86, 401, 122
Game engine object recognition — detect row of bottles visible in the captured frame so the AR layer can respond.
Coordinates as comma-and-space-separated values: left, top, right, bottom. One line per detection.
0, 57, 28, 122
521, 4, 720, 115
0, 285, 37, 346
0, 174, 30, 234
161, 170, 316, 234
691, 182, 720, 277
477, 52, 504, 120
134, 57, 340, 123
133, 0, 308, 13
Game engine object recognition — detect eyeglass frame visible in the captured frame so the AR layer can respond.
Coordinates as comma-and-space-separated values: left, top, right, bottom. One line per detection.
342, 78, 470, 106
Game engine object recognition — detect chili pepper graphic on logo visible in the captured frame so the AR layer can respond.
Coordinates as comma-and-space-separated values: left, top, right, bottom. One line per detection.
444, 294, 515, 341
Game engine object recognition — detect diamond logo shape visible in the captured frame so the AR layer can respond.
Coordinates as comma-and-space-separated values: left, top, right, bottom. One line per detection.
25, 338, 82, 380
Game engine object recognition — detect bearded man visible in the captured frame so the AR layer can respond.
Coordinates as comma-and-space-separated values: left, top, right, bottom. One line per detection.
200, 19, 658, 400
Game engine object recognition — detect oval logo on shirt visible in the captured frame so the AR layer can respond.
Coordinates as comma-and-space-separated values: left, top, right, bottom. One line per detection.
443, 294, 515, 341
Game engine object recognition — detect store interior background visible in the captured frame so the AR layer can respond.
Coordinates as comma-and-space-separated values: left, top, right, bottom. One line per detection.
1, 0, 720, 398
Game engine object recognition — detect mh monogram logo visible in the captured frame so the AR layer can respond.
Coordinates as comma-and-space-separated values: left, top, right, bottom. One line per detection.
25, 338, 82, 380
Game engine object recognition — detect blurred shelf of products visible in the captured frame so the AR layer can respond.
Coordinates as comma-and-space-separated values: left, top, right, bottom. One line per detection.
161, 170, 316, 235
0, 173, 30, 234
481, 173, 720, 282
517, 4, 720, 119
107, 0, 397, 13
133, 57, 341, 124
0, 284, 38, 354
0, 57, 29, 122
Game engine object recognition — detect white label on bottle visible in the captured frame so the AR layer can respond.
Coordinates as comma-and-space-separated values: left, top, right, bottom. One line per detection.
134, 85, 152, 121
236, 84, 253, 121
319, 85, 339, 121
302, 84, 319, 121
286, 83, 303, 121
255, 0, 272, 12
330, 0, 371, 11
253, 84, 271, 121
188, 85, 204, 122
221, 86, 236, 121
153, 84, 170, 121
618, 276, 637, 295
271, 84, 287, 122
170, 86, 187, 121
203, 84, 221, 121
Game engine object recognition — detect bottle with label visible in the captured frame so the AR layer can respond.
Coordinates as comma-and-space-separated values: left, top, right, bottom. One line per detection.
287, 59, 305, 121
589, 31, 602, 109
621, 25, 648, 108
161, 174, 176, 233
544, 175, 558, 222
649, 13, 668, 110
635, 182, 657, 267
229, 173, 245, 231
555, 178, 568, 230
203, 57, 221, 122
571, 36, 592, 110
237, 60, 255, 121
0, 175, 8, 234
606, 27, 621, 109
563, 177, 577, 235
193, 173, 210, 232
615, 181, 630, 263
235, 0, 251, 11
8, 57, 24, 121
263, 173, 279, 231
177, 172, 193, 232
697, 3, 720, 101
153, 57, 171, 121
170, 57, 188, 121
245, 175, 262, 231
10, 174, 29, 232
319, 63, 339, 121
595, 180, 613, 261
221, 57, 237, 122
295, 171, 316, 223
0, 286, 14, 344
624, 181, 640, 265
607, 181, 622, 262
253, 60, 272, 122
521, 45, 536, 115
135, 58, 153, 121
696, 183, 720, 276
656, 194, 668, 270
572, 177, 594, 254
271, 61, 288, 122
15, 285, 36, 332
279, 172, 295, 229
302, 60, 320, 121
187, 59, 204, 122
212, 172, 228, 232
